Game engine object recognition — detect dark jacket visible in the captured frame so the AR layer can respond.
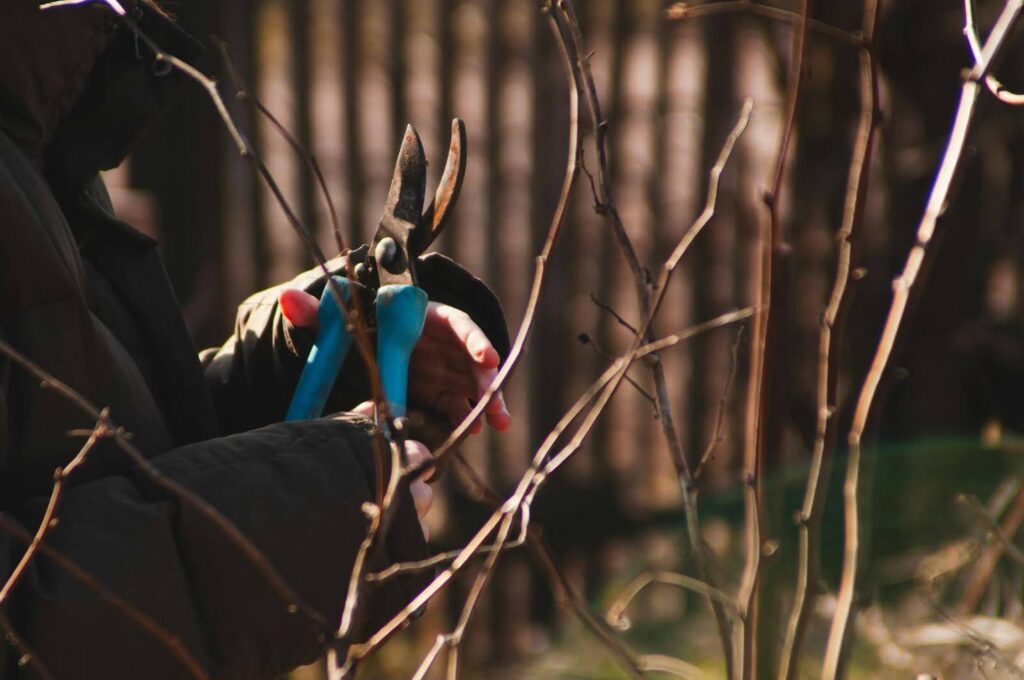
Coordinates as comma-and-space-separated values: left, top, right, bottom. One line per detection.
0, 2, 507, 678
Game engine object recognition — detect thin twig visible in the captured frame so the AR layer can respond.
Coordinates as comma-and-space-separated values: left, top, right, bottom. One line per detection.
957, 485, 1024, 614
211, 37, 346, 254
637, 654, 707, 679
665, 1, 863, 48
365, 534, 527, 583
0, 336, 329, 634
777, 1, 881, 677
737, 2, 810, 674
330, 435, 408, 678
0, 610, 56, 680
822, 1, 1024, 676
959, 494, 1024, 566
606, 571, 742, 629
694, 323, 745, 482
578, 332, 657, 408
450, 453, 646, 678
0, 417, 107, 606
964, 0, 1024, 107
589, 293, 638, 335
636, 308, 755, 358
925, 597, 1024, 680
411, 634, 452, 680
0, 516, 210, 679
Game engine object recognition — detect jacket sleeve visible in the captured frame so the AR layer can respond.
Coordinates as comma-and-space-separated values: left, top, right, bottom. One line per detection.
201, 257, 356, 435
2, 415, 429, 680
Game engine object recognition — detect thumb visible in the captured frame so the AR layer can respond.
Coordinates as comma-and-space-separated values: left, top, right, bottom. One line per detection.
279, 288, 321, 330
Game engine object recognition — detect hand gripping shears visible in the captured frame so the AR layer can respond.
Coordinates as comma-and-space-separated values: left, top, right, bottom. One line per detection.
286, 120, 467, 421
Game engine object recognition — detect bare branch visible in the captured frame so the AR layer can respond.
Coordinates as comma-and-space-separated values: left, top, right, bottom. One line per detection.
637, 654, 707, 679
737, 3, 811, 673
964, 0, 1024, 105
0, 418, 107, 607
823, 1, 1024, 675
410, 634, 452, 680
606, 571, 742, 629
777, 1, 881, 677
636, 308, 755, 358
40, 0, 127, 14
365, 535, 527, 584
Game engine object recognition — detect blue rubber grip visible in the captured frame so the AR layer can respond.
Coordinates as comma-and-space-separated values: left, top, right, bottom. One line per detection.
375, 284, 428, 417
286, 276, 354, 421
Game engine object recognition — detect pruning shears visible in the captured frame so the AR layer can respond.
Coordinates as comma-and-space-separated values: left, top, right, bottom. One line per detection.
286, 120, 468, 421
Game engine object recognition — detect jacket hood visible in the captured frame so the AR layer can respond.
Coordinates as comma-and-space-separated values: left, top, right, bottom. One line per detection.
0, 0, 136, 164
0, 1, 200, 197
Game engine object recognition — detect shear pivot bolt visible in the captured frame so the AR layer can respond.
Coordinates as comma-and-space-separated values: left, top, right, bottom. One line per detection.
375, 237, 401, 273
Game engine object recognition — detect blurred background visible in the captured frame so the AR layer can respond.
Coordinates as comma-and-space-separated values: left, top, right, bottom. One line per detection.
109, 0, 1024, 676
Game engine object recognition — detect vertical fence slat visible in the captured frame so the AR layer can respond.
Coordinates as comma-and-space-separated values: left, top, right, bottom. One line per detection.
390, 0, 408, 148
494, 0, 535, 486
310, 0, 346, 256
435, 0, 456, 255
594, 0, 630, 489
289, 0, 319, 267
219, 0, 260, 307
342, 0, 364, 247
258, 0, 304, 283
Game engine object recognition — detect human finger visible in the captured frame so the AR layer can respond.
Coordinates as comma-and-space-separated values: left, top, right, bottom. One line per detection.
428, 303, 500, 369
278, 288, 320, 329
474, 367, 511, 432
410, 479, 433, 518
404, 439, 436, 481
483, 393, 511, 432
350, 400, 376, 419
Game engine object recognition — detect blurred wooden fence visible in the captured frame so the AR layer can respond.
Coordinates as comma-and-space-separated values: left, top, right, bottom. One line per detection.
113, 0, 1024, 672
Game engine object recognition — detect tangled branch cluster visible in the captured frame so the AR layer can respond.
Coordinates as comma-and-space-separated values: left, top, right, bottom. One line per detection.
3, 0, 1023, 678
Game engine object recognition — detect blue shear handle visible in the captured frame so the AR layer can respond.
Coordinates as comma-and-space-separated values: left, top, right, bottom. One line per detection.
286, 276, 354, 421
375, 284, 428, 418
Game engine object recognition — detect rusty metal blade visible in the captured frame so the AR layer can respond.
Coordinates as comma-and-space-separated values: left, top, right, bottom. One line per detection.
382, 125, 427, 228
410, 118, 467, 256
